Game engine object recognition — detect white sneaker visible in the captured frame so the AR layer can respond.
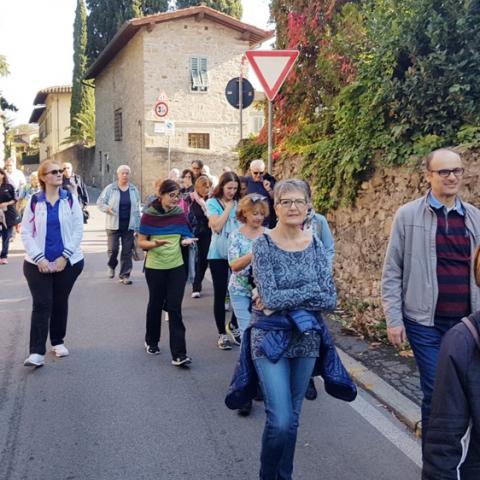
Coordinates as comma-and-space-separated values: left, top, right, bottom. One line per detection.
51, 344, 69, 357
191, 292, 201, 298
24, 353, 45, 367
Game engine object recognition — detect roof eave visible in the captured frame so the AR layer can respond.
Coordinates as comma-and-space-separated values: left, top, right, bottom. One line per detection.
29, 106, 46, 124
85, 6, 274, 80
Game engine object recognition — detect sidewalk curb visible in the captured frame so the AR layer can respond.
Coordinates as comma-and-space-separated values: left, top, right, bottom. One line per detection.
336, 347, 422, 435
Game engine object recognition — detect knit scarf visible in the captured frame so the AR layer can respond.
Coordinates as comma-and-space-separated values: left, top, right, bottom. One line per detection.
139, 204, 193, 238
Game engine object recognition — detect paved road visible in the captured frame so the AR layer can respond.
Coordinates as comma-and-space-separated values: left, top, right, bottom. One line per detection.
0, 209, 422, 480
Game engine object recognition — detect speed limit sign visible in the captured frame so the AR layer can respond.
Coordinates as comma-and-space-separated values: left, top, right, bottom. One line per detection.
153, 101, 168, 118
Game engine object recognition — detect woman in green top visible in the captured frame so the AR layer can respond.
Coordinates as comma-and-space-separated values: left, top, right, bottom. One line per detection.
137, 179, 197, 367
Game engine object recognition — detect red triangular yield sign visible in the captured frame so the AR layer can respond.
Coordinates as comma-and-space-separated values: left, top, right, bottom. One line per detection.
245, 50, 299, 102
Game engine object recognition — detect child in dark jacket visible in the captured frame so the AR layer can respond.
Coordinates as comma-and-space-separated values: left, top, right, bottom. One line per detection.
422, 247, 480, 480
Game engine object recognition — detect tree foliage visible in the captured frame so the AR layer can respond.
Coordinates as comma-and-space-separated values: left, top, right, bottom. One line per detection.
0, 54, 17, 112
175, 0, 242, 18
71, 0, 95, 142
86, 0, 169, 63
257, 0, 480, 211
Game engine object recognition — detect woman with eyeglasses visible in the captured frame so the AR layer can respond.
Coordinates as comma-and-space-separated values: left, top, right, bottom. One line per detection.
206, 171, 242, 350
21, 160, 84, 367
249, 179, 336, 479
97, 165, 141, 285
137, 179, 196, 367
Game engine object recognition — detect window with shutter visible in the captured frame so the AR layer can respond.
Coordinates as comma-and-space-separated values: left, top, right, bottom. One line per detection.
190, 56, 209, 92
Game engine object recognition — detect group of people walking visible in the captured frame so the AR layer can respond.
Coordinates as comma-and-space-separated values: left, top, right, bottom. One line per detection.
14, 147, 480, 479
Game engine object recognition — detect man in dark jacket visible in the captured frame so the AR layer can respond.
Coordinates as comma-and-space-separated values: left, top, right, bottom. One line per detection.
422, 309, 480, 479
62, 162, 89, 223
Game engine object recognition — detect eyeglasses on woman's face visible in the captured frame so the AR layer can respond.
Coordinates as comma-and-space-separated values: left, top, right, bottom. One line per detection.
168, 191, 180, 199
277, 198, 307, 209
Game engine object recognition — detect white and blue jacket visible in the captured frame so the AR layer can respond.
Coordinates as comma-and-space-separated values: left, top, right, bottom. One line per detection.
20, 189, 84, 265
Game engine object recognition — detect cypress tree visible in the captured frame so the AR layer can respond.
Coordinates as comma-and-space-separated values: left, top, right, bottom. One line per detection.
175, 0, 242, 19
71, 0, 95, 142
86, 0, 168, 64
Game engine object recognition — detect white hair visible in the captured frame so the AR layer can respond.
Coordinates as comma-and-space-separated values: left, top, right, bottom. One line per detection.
117, 165, 131, 174
250, 159, 265, 171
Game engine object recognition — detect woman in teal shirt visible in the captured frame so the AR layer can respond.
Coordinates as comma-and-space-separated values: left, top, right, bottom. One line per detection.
138, 179, 196, 367
206, 171, 241, 351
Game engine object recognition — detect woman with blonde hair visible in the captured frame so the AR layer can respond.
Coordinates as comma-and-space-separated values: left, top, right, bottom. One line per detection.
228, 194, 269, 335
186, 175, 212, 298
21, 160, 84, 367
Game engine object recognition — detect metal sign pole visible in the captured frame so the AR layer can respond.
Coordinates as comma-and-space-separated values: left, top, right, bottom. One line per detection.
167, 136, 171, 173
268, 100, 273, 174
239, 76, 243, 142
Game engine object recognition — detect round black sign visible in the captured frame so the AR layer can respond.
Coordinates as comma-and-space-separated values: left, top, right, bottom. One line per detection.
225, 77, 255, 109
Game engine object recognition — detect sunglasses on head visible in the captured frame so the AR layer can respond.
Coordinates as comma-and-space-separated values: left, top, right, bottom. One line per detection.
46, 168, 65, 176
249, 194, 267, 203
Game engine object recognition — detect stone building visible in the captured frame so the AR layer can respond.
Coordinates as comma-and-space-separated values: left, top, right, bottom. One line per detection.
29, 85, 73, 162
86, 5, 272, 195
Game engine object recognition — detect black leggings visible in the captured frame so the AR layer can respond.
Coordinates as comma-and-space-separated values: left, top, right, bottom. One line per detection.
209, 259, 237, 335
24, 260, 84, 355
144, 266, 187, 359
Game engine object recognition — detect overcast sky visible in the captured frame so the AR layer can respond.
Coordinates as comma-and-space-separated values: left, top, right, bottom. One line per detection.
0, 0, 272, 125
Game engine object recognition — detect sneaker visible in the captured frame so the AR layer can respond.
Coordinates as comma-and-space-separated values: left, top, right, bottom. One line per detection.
24, 353, 45, 367
191, 292, 201, 298
145, 343, 160, 355
305, 378, 318, 401
217, 334, 232, 350
108, 267, 115, 278
171, 355, 192, 367
225, 321, 241, 346
51, 344, 69, 357
119, 277, 132, 285
0, 258, 8, 265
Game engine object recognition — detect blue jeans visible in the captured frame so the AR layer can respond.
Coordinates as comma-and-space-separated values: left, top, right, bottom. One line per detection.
229, 292, 251, 336
0, 226, 13, 259
254, 356, 316, 480
404, 317, 460, 447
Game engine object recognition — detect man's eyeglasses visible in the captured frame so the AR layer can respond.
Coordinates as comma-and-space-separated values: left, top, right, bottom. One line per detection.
428, 168, 465, 178
46, 169, 65, 176
277, 198, 307, 209
252, 171, 264, 176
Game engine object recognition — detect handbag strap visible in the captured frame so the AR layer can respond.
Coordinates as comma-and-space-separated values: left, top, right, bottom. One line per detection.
461, 317, 480, 350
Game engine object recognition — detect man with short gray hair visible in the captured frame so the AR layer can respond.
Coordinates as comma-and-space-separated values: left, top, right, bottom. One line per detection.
97, 165, 141, 284
246, 159, 276, 227
381, 148, 480, 447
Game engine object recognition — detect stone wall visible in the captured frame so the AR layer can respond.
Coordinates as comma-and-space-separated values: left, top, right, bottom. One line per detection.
51, 145, 96, 187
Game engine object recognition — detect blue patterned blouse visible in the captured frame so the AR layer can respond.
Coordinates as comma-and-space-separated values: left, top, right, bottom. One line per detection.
251, 233, 336, 359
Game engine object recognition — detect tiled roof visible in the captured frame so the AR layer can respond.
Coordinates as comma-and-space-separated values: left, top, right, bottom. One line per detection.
86, 5, 274, 79
33, 85, 72, 105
